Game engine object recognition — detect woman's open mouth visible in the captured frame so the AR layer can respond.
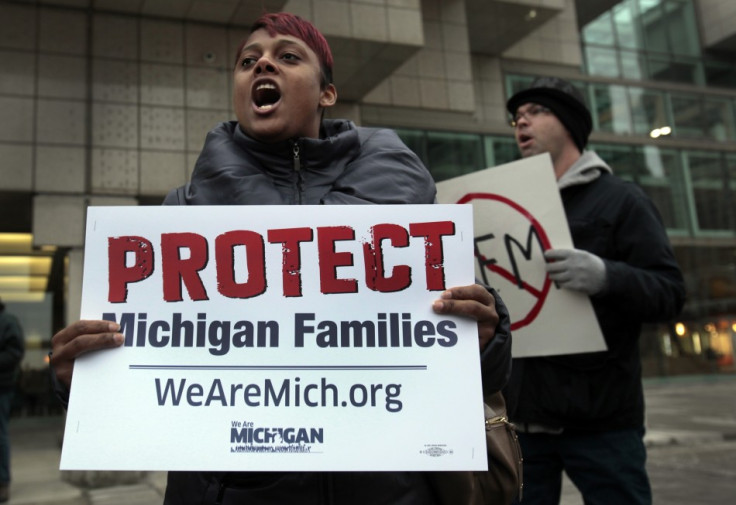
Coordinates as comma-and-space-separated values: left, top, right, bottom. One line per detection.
252, 82, 281, 111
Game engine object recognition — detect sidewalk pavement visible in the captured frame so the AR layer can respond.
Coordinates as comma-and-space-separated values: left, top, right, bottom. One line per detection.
6, 374, 736, 505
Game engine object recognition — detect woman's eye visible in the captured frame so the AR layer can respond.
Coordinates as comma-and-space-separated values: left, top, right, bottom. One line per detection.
241, 57, 257, 67
281, 53, 299, 61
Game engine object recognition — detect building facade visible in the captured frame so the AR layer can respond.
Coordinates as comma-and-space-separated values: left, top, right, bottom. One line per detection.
0, 0, 734, 379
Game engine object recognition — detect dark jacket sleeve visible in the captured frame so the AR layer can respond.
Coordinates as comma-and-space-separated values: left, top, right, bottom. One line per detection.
597, 185, 686, 322
479, 287, 512, 396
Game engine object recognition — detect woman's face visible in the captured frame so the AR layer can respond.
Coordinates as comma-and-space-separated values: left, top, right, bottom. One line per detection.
233, 29, 336, 143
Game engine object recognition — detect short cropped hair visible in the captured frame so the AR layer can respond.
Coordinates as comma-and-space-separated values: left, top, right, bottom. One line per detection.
235, 12, 334, 88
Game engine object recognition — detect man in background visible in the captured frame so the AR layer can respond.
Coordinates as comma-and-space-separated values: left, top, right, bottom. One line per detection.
0, 297, 24, 503
505, 76, 686, 505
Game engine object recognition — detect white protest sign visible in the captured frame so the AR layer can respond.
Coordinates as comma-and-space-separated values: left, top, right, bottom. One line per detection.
436, 153, 606, 358
60, 204, 488, 472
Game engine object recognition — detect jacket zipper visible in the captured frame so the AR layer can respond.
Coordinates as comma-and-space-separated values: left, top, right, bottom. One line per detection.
292, 140, 303, 205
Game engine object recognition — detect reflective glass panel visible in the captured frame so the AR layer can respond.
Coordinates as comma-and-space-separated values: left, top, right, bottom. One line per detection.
671, 95, 704, 139
425, 131, 484, 182
591, 84, 632, 134
483, 136, 519, 167
666, 0, 700, 56
685, 151, 731, 233
582, 11, 615, 46
704, 60, 736, 89
588, 143, 637, 181
629, 87, 669, 135
620, 49, 645, 80
641, 5, 668, 53
613, 0, 642, 50
506, 75, 534, 100
703, 98, 735, 142
636, 146, 689, 232
585, 46, 620, 77
648, 56, 701, 85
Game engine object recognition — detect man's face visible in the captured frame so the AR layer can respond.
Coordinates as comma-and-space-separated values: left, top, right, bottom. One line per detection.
233, 29, 337, 143
512, 102, 571, 160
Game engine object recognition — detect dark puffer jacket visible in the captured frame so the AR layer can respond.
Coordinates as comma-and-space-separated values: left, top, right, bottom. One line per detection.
158, 120, 513, 505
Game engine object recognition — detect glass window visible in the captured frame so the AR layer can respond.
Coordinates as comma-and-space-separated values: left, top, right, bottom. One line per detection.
628, 87, 669, 135
703, 98, 735, 142
505, 75, 534, 99
638, 0, 661, 15
704, 60, 736, 89
425, 131, 484, 182
685, 151, 732, 233
641, 6, 668, 53
647, 56, 701, 85
670, 94, 704, 139
613, 1, 642, 50
582, 11, 615, 46
588, 143, 637, 181
636, 146, 690, 232
665, 0, 700, 57
395, 128, 428, 168
584, 46, 620, 78
724, 154, 736, 232
483, 136, 518, 168
591, 84, 632, 134
620, 49, 645, 80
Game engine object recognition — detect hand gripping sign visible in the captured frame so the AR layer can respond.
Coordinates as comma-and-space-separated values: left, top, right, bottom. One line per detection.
436, 153, 606, 358
61, 204, 488, 472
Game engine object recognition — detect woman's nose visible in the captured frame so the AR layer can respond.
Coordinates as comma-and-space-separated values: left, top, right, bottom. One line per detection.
254, 57, 276, 75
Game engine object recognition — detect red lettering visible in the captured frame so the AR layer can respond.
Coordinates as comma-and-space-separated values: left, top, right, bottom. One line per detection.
161, 233, 209, 302
108, 236, 154, 303
268, 227, 313, 297
216, 231, 266, 299
409, 221, 455, 291
318, 226, 357, 294
364, 223, 411, 292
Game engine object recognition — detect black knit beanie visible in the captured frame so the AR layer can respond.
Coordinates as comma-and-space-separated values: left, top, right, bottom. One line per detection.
506, 76, 592, 152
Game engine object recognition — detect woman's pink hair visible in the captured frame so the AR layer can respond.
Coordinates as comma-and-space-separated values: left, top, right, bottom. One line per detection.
235, 12, 334, 87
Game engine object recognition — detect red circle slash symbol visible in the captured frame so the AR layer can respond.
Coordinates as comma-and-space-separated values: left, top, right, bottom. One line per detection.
458, 193, 552, 331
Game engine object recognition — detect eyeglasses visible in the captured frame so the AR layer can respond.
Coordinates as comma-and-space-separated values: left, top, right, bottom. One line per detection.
509, 104, 551, 127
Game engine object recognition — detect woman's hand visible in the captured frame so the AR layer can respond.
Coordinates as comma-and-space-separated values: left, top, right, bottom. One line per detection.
432, 284, 499, 351
50, 320, 124, 390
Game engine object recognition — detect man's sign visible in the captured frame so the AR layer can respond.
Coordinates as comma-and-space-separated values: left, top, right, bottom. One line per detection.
436, 153, 606, 358
60, 204, 488, 472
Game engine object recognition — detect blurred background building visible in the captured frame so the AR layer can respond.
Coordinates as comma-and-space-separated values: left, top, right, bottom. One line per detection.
0, 0, 734, 414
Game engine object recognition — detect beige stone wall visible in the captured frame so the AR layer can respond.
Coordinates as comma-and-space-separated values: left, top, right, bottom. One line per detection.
363, 0, 475, 112
696, 0, 736, 50
502, 0, 581, 67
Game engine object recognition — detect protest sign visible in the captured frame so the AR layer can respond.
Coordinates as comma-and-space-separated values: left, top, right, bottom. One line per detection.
60, 204, 488, 472
436, 153, 606, 358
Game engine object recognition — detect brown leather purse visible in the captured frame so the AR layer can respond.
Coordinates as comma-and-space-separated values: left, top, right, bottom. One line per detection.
428, 391, 523, 505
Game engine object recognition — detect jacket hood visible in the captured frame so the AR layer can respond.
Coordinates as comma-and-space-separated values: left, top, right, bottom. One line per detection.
557, 150, 612, 190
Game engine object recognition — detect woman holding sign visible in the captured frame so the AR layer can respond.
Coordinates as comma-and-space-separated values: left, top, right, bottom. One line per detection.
49, 12, 512, 505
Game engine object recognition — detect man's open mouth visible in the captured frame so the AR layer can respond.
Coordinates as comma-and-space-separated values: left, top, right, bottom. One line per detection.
253, 82, 281, 111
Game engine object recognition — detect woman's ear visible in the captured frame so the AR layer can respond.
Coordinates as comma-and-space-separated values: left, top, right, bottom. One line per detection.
319, 83, 337, 108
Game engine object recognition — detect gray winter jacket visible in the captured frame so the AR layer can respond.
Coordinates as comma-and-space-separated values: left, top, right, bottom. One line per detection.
160, 119, 513, 505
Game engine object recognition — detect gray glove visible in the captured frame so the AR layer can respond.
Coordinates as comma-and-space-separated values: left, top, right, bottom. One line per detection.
544, 248, 607, 296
